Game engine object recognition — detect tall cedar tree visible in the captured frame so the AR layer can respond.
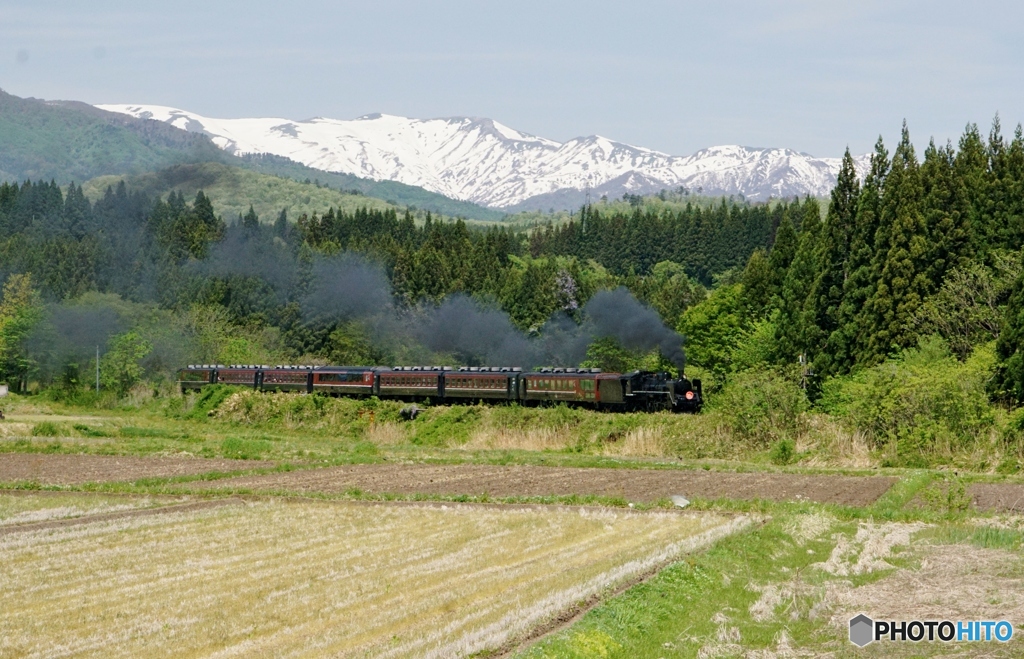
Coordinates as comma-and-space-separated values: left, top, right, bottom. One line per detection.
954, 124, 991, 254
834, 137, 889, 372
863, 122, 929, 362
808, 149, 860, 377
921, 139, 971, 286
775, 198, 821, 362
766, 210, 797, 302
741, 247, 772, 316
988, 119, 1024, 251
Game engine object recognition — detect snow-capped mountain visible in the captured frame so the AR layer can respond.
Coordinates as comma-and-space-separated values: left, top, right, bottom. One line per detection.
97, 104, 867, 210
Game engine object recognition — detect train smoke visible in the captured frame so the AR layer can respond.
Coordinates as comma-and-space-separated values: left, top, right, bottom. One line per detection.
27, 301, 126, 381
414, 288, 685, 370
582, 287, 686, 370
415, 295, 536, 366
172, 238, 687, 371
302, 254, 395, 322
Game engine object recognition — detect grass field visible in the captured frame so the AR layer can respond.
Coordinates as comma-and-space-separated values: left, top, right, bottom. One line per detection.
2, 391, 1024, 657
0, 388, 865, 468
0, 498, 743, 658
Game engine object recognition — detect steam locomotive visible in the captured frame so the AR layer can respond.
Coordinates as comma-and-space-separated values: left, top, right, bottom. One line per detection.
178, 364, 703, 413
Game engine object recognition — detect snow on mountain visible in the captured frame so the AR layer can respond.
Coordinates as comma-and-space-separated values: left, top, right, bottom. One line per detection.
97, 104, 867, 210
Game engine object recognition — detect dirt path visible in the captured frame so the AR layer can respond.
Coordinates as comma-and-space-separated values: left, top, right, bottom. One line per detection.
0, 453, 273, 485
187, 463, 897, 506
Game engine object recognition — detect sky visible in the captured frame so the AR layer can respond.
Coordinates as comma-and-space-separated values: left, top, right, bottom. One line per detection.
2, 0, 1023, 158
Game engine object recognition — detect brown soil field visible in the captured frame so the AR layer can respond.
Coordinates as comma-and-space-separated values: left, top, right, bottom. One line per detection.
971, 483, 1024, 512
0, 453, 272, 485
188, 463, 897, 506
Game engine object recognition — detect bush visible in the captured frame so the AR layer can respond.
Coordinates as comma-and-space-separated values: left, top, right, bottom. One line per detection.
412, 405, 482, 446
1003, 408, 1024, 457
709, 367, 808, 447
769, 438, 796, 465
819, 337, 996, 464
182, 385, 246, 420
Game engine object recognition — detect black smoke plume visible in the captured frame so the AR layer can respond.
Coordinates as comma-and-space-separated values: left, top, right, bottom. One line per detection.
582, 287, 686, 370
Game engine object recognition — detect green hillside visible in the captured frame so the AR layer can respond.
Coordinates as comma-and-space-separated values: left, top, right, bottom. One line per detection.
239, 154, 507, 222
81, 163, 395, 222
0, 89, 226, 183
0, 89, 505, 222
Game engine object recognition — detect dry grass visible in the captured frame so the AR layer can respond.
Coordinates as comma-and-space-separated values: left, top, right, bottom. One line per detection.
465, 426, 573, 452
799, 414, 876, 469
0, 493, 174, 526
364, 422, 408, 446
824, 543, 1024, 656
0, 422, 32, 438
603, 426, 668, 457
0, 500, 745, 658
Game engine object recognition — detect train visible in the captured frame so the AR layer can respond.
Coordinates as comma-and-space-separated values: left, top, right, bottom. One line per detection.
177, 364, 703, 413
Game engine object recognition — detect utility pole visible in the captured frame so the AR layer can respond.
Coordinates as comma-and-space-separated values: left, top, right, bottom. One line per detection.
96, 345, 100, 394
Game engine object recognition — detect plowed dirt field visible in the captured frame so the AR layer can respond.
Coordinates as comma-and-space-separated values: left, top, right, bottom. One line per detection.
187, 463, 897, 506
970, 483, 1024, 512
0, 453, 272, 484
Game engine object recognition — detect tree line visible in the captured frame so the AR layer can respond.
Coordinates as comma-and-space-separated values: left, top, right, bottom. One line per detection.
2, 117, 1024, 412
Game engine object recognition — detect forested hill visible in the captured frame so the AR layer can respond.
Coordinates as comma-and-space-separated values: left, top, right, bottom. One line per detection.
0, 90, 225, 183
0, 90, 503, 221
80, 163, 396, 226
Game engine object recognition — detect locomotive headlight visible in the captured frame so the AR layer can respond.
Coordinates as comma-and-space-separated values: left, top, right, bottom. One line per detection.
685, 391, 695, 400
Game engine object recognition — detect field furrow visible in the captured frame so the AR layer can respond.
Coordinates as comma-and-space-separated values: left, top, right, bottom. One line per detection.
0, 499, 745, 658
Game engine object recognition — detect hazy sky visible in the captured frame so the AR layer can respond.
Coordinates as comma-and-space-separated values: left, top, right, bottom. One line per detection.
2, 0, 1022, 157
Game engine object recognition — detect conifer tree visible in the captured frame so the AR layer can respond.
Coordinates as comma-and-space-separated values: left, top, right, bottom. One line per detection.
242, 205, 259, 230
775, 198, 821, 362
834, 137, 889, 372
808, 149, 860, 376
275, 208, 288, 239
988, 117, 1024, 251
954, 123, 991, 254
994, 257, 1024, 403
741, 248, 772, 315
766, 210, 797, 302
863, 122, 929, 362
921, 139, 970, 287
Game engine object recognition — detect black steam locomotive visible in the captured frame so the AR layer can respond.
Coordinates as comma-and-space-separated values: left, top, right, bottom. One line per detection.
178, 364, 703, 413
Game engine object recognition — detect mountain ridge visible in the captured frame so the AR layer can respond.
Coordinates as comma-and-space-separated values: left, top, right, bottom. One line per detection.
0, 90, 504, 221
99, 103, 870, 210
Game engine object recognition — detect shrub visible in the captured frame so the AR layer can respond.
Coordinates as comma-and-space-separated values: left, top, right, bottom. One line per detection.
412, 405, 482, 447
819, 337, 996, 464
183, 385, 246, 420
709, 367, 808, 447
769, 438, 796, 465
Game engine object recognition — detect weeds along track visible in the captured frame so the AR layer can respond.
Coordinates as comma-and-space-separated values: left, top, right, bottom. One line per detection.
187, 463, 897, 506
